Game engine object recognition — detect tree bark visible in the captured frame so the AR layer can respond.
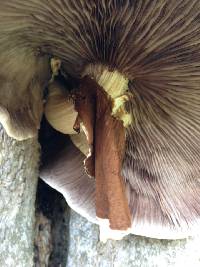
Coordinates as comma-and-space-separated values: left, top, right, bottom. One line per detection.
0, 125, 39, 267
67, 210, 200, 267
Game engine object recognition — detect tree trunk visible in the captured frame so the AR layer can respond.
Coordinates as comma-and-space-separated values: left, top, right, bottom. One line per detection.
0, 125, 39, 267
67, 210, 200, 267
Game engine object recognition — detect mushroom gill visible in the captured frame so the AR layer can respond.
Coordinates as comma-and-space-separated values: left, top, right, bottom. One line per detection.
1, 0, 200, 240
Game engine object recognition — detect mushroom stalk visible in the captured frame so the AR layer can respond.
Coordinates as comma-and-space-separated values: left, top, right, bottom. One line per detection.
71, 75, 132, 233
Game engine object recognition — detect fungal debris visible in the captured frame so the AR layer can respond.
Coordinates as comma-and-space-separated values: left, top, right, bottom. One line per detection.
50, 58, 61, 82
84, 65, 133, 128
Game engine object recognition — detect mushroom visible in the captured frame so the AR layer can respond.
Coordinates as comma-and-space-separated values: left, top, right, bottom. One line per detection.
44, 81, 78, 135
44, 79, 90, 154
0, 50, 51, 140
1, 1, 200, 241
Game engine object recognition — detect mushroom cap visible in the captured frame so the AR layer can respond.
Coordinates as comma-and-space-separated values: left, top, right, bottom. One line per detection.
0, 49, 50, 140
40, 139, 200, 240
45, 81, 78, 135
40, 140, 96, 224
1, 1, 200, 239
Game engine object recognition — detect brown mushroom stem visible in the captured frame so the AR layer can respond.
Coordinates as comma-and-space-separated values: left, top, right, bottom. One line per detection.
95, 82, 131, 230
74, 75, 132, 231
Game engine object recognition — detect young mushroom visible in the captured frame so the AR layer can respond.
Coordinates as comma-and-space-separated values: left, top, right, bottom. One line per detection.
44, 81, 78, 135
1, 0, 200, 241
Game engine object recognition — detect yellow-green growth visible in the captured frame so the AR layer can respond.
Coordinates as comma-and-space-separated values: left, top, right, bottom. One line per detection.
91, 66, 133, 127
50, 58, 61, 82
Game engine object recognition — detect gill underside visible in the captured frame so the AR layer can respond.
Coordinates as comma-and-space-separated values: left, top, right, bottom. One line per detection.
0, 0, 200, 237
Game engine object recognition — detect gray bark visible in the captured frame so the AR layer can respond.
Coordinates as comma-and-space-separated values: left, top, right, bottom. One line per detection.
67, 210, 200, 267
0, 125, 39, 267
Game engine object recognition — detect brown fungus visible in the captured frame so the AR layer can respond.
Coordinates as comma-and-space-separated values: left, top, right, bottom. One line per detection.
1, 1, 200, 240
73, 76, 132, 231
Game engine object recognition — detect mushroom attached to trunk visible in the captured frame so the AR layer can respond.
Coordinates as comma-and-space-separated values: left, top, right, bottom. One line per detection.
0, 50, 51, 140
1, 0, 200, 240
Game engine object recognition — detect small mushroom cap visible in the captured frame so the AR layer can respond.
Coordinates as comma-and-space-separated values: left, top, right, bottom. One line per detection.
45, 81, 78, 135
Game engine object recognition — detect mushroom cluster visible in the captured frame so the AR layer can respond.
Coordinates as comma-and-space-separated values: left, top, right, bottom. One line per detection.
1, 0, 200, 241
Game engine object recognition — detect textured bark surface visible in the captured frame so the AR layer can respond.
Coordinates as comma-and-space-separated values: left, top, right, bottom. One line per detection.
67, 210, 200, 267
34, 180, 69, 267
0, 125, 39, 267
